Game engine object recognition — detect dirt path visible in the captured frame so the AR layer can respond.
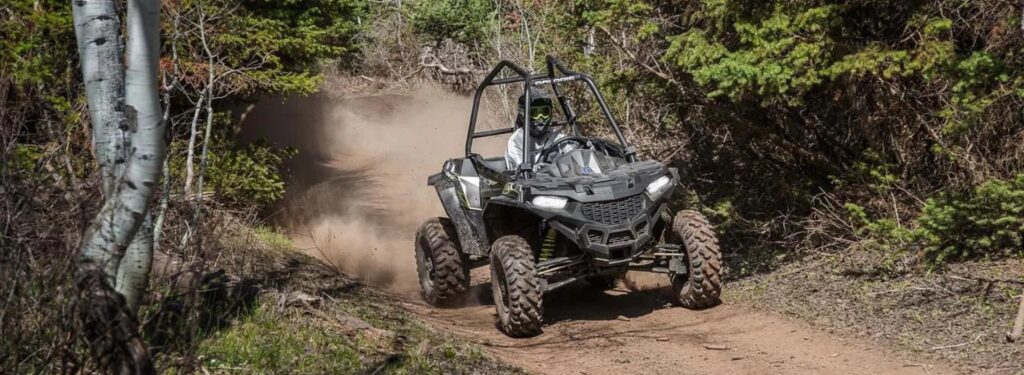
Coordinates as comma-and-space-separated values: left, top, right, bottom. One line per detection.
399, 272, 956, 375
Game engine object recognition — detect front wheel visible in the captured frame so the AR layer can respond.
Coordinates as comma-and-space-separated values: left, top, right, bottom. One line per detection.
414, 217, 469, 307
490, 235, 543, 337
668, 210, 722, 308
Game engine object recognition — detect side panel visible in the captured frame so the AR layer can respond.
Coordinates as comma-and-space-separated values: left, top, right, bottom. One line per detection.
432, 172, 489, 256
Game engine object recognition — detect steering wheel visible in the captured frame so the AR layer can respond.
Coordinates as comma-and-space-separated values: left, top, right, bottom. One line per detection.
588, 138, 625, 157
537, 136, 589, 163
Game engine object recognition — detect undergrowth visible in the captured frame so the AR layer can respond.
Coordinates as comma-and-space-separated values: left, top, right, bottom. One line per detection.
845, 174, 1024, 270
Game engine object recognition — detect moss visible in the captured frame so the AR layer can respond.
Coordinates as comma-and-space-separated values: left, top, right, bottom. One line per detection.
194, 284, 521, 374
198, 304, 362, 374
252, 226, 295, 251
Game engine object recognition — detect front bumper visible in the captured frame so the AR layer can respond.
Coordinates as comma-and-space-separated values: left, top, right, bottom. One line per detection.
547, 200, 669, 266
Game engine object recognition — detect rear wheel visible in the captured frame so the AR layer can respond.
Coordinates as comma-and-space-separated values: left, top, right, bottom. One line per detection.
490, 235, 543, 337
415, 217, 469, 307
668, 210, 722, 308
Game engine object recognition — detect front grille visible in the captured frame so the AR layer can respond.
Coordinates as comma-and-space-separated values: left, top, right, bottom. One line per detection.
582, 195, 644, 225
634, 221, 649, 236
607, 231, 634, 246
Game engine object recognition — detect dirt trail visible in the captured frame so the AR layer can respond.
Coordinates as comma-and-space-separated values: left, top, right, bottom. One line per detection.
400, 272, 955, 375
244, 89, 958, 375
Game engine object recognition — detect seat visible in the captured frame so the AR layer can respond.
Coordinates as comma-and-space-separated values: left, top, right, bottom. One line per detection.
481, 157, 508, 172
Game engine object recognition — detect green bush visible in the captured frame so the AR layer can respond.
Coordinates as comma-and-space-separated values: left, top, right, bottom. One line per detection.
205, 139, 296, 209
168, 135, 295, 210
406, 0, 495, 46
846, 175, 1024, 267
664, 5, 839, 103
916, 175, 1024, 264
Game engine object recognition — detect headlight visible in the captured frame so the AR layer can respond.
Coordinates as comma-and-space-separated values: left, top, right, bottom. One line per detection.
531, 195, 568, 210
645, 175, 672, 198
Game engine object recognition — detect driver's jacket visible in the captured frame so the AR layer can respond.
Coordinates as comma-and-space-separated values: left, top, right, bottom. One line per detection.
505, 127, 568, 170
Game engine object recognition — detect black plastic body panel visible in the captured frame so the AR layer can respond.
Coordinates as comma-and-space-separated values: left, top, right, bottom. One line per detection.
432, 152, 679, 267
431, 175, 488, 256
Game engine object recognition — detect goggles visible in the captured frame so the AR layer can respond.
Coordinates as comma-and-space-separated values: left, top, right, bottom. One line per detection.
529, 105, 551, 122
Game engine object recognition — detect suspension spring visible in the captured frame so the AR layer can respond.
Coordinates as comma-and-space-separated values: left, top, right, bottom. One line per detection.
539, 227, 557, 261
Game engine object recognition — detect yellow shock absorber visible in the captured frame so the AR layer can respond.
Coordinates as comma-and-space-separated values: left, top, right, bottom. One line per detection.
540, 227, 557, 261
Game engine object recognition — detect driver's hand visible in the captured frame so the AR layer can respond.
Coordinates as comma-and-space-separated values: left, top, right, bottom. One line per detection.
532, 162, 549, 172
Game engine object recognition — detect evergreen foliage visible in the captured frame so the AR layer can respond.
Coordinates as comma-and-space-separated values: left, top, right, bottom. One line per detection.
550, 0, 1024, 268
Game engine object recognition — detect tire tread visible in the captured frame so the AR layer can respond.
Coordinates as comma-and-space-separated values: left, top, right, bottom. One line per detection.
415, 217, 469, 307
491, 235, 543, 337
670, 210, 722, 308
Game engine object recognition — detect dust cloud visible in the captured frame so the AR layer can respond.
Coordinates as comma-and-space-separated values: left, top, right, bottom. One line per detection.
240, 86, 506, 294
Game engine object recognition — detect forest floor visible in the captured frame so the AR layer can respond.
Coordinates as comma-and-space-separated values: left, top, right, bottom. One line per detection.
163, 222, 523, 374
728, 255, 1024, 374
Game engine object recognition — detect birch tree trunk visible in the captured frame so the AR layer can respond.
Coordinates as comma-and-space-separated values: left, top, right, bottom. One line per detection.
74, 0, 163, 307
114, 0, 162, 312
72, 0, 163, 371
76, 0, 162, 280
72, 0, 127, 198
116, 215, 154, 310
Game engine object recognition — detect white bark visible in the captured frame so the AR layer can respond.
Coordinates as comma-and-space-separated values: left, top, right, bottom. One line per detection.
72, 0, 128, 196
153, 71, 174, 252
115, 0, 162, 311
125, 0, 161, 126
195, 92, 214, 203
194, 10, 215, 204
183, 100, 201, 195
116, 214, 153, 310
152, 156, 170, 250
73, 0, 164, 313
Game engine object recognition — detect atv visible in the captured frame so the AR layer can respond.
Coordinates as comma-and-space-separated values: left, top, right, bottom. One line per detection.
414, 56, 722, 337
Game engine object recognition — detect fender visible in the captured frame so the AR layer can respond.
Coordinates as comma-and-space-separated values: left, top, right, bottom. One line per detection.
481, 197, 543, 244
430, 175, 488, 256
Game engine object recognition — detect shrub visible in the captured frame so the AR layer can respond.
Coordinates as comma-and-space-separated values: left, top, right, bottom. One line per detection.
406, 0, 495, 47
845, 174, 1024, 268
916, 175, 1024, 264
205, 139, 297, 209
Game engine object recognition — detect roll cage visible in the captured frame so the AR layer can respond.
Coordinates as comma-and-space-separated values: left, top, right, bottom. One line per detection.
465, 55, 637, 178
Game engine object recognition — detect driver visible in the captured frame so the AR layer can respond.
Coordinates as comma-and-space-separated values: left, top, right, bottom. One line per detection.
505, 88, 566, 170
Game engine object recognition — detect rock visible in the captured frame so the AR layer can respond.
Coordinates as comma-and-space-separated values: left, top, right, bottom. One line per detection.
616, 315, 631, 321
415, 340, 432, 356
656, 337, 670, 342
335, 312, 376, 331
703, 344, 730, 350
275, 290, 321, 311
